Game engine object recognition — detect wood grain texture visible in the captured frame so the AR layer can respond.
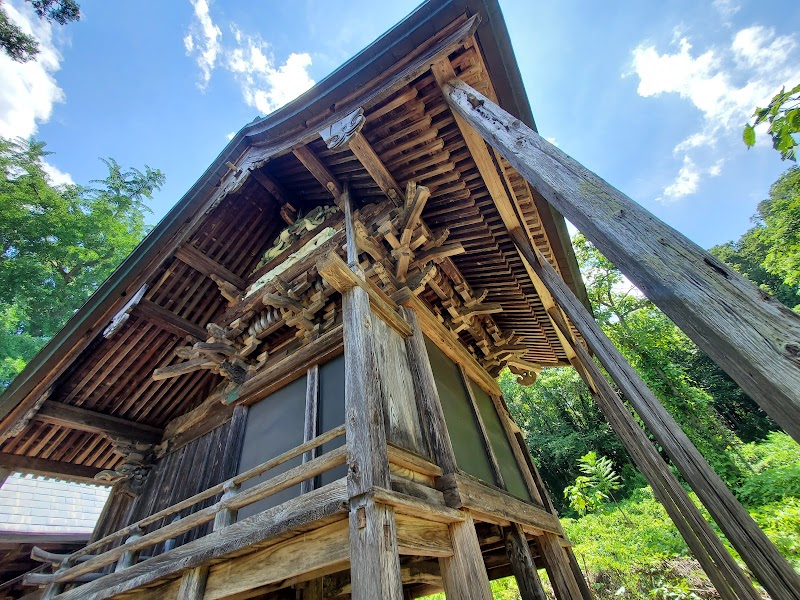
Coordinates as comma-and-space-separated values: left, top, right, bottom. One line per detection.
438, 512, 493, 600
438, 473, 562, 535
504, 524, 548, 600
343, 284, 390, 496
348, 497, 404, 600
538, 533, 584, 600
401, 307, 459, 475
443, 77, 800, 444
372, 316, 427, 456
54, 480, 348, 600
301, 365, 320, 495
35, 401, 163, 444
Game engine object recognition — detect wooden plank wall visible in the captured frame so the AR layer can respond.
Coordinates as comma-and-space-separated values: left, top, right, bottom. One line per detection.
93, 418, 246, 550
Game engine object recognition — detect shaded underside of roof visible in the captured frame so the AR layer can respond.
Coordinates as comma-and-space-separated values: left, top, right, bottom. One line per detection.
0, 0, 587, 475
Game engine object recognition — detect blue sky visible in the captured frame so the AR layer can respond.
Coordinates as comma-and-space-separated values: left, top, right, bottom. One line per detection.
2, 0, 799, 249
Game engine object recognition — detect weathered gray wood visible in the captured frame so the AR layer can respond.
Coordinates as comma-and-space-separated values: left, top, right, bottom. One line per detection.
443, 77, 800, 444
174, 244, 246, 290
438, 512, 493, 600
504, 524, 548, 600
343, 183, 358, 266
343, 280, 390, 496
177, 564, 208, 600
133, 299, 208, 341
0, 452, 103, 484
54, 479, 349, 600
301, 365, 320, 494
0, 467, 10, 490
401, 307, 459, 475
348, 497, 404, 600
373, 316, 428, 456
437, 472, 562, 535
539, 533, 585, 600
35, 401, 163, 445
524, 232, 791, 599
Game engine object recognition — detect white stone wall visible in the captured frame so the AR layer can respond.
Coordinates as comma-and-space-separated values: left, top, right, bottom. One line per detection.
0, 473, 110, 534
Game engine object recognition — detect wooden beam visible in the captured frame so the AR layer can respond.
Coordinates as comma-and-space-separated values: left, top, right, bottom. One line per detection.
174, 245, 246, 290
437, 473, 563, 536
0, 453, 105, 484
317, 251, 412, 338
401, 307, 459, 475
348, 132, 403, 203
35, 401, 163, 445
293, 145, 344, 199
53, 480, 349, 600
250, 169, 292, 206
349, 497, 404, 600
538, 533, 586, 600
438, 512, 493, 600
133, 299, 207, 341
438, 75, 796, 599
301, 365, 320, 494
503, 524, 548, 600
442, 76, 800, 445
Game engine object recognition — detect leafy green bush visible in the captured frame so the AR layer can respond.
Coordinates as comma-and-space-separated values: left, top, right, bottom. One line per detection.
738, 432, 800, 505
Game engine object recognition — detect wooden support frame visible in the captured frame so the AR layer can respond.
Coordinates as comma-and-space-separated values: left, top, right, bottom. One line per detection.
301, 364, 320, 494
0, 452, 104, 484
34, 401, 163, 445
439, 512, 493, 600
441, 76, 800, 445
133, 299, 208, 341
504, 524, 547, 600
174, 245, 246, 291
437, 75, 799, 599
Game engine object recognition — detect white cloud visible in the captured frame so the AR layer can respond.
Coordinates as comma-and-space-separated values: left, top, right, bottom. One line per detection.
0, 1, 65, 138
41, 161, 74, 186
661, 156, 700, 202
713, 0, 740, 20
226, 131, 235, 140
184, 2, 314, 114
184, 0, 221, 89
630, 24, 800, 202
545, 136, 558, 146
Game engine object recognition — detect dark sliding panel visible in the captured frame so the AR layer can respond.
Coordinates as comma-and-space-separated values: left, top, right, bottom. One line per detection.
424, 337, 496, 484
318, 354, 347, 486
237, 374, 307, 519
467, 379, 533, 501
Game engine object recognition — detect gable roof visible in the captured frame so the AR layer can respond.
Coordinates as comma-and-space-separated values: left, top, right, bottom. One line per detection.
0, 0, 587, 476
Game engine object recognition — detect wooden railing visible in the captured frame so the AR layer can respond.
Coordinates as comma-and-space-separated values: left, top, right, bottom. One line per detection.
24, 425, 347, 593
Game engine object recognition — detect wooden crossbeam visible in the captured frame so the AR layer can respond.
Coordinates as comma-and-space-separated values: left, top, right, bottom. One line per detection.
250, 169, 291, 205
348, 132, 403, 203
133, 299, 208, 341
293, 145, 344, 200
174, 245, 246, 290
0, 452, 105, 484
35, 401, 163, 445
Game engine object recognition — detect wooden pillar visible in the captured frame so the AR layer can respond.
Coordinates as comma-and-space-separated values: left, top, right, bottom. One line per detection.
301, 365, 320, 494
539, 533, 585, 600
504, 524, 548, 600
442, 78, 800, 600
402, 307, 458, 474
439, 513, 493, 600
441, 77, 800, 445
341, 184, 404, 600
0, 467, 10, 489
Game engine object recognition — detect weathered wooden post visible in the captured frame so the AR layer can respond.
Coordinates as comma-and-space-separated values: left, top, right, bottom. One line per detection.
114, 526, 143, 572
442, 77, 800, 600
340, 183, 405, 600
441, 78, 800, 445
177, 481, 240, 600
503, 524, 548, 600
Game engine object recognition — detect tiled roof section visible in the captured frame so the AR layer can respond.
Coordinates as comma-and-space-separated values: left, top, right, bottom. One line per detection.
0, 473, 110, 534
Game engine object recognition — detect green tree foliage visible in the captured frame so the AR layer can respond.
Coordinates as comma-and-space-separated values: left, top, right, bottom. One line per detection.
0, 0, 80, 62
0, 137, 164, 388
572, 234, 744, 485
500, 367, 632, 512
711, 166, 800, 309
564, 451, 622, 516
744, 84, 800, 161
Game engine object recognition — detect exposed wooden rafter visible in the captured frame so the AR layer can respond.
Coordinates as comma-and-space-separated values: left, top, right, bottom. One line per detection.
133, 299, 208, 341
34, 401, 163, 445
0, 453, 105, 484
292, 145, 344, 201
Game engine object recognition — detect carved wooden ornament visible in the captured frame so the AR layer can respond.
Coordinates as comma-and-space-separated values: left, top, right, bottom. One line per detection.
319, 108, 366, 150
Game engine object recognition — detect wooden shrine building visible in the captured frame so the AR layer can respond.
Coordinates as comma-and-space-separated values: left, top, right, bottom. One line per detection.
1, 1, 800, 599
